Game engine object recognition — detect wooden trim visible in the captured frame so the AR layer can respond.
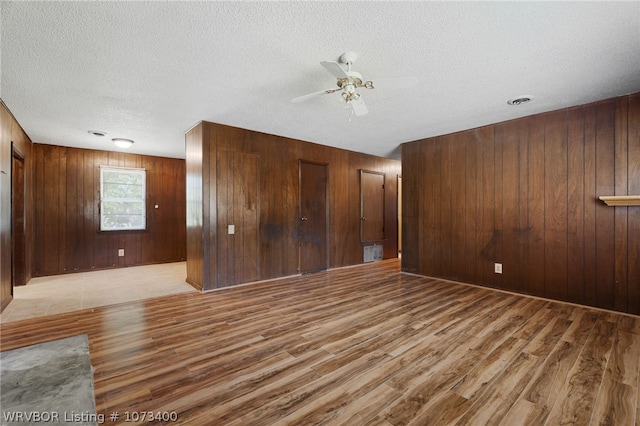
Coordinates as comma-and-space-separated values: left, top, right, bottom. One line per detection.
598, 195, 640, 206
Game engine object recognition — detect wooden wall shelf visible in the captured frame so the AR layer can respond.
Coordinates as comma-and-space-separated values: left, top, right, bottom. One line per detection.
598, 195, 640, 206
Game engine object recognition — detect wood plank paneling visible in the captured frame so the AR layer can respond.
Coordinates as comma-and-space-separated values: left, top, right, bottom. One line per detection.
439, 136, 454, 280
614, 97, 629, 312
330, 150, 350, 266
257, 136, 282, 279
216, 150, 232, 285
0, 101, 34, 312
186, 122, 401, 290
216, 150, 259, 287
584, 103, 598, 307
185, 123, 204, 290
544, 109, 568, 301
627, 94, 640, 315
10, 153, 26, 286
516, 118, 530, 296
493, 123, 504, 289
32, 144, 186, 277
401, 142, 419, 274
450, 132, 466, 282
499, 120, 520, 292
595, 102, 616, 310
527, 114, 546, 297
480, 126, 496, 287
402, 92, 640, 314
64, 148, 79, 272
420, 139, 439, 275
42, 145, 61, 275
471, 129, 486, 284
462, 131, 478, 283
567, 106, 586, 304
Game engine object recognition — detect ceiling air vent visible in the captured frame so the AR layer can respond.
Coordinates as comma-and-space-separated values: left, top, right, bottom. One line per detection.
507, 97, 532, 106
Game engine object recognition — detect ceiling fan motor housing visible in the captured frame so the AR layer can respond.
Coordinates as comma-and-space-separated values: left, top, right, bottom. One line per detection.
340, 51, 358, 65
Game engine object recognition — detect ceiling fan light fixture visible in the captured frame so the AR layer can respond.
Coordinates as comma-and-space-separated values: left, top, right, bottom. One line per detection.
291, 51, 416, 118
112, 138, 134, 149
345, 83, 356, 95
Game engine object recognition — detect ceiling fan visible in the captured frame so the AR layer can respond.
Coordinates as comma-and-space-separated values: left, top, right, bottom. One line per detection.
292, 51, 418, 117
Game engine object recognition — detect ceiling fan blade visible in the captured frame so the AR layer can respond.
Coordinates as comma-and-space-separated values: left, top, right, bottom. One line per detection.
350, 97, 368, 116
291, 88, 338, 103
368, 76, 418, 90
321, 61, 349, 79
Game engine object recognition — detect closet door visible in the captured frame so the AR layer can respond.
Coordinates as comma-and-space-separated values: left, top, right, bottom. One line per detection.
299, 161, 328, 273
360, 170, 385, 242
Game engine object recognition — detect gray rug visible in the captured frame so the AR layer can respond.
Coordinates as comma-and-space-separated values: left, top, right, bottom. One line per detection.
0, 334, 99, 425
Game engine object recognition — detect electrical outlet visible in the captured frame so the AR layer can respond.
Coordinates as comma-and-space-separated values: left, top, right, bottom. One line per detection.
494, 263, 502, 274
228, 224, 235, 235
118, 249, 125, 257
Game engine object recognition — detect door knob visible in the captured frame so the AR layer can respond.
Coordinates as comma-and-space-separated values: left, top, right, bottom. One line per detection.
301, 217, 308, 221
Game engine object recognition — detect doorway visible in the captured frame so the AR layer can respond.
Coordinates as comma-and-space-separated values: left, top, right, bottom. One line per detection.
11, 145, 26, 289
398, 175, 402, 257
299, 161, 328, 273
360, 170, 385, 242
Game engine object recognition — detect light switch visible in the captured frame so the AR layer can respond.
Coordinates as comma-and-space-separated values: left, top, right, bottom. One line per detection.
228, 225, 235, 235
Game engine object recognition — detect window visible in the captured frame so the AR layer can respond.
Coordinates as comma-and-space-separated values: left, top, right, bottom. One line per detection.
100, 166, 146, 231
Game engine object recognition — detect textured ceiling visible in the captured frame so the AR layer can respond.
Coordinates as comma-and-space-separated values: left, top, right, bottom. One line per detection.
2, 1, 639, 160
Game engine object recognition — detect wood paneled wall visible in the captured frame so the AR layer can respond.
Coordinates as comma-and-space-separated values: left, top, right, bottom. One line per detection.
0, 101, 34, 312
402, 93, 640, 314
186, 121, 401, 291
32, 144, 186, 276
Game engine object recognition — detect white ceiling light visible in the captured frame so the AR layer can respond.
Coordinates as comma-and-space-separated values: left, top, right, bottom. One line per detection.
112, 138, 134, 148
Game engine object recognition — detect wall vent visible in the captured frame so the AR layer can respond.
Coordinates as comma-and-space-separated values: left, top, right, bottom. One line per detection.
363, 244, 383, 263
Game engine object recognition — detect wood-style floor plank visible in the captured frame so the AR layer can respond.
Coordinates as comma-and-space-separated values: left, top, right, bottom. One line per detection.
1, 259, 639, 425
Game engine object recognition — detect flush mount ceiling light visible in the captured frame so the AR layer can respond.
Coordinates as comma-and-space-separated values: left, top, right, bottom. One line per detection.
112, 138, 134, 148
507, 96, 532, 106
88, 130, 107, 137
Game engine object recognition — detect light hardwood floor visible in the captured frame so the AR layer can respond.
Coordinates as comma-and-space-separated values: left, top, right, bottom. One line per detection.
1, 259, 639, 425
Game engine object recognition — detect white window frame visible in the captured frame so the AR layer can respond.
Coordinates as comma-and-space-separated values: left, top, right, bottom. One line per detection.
100, 166, 146, 231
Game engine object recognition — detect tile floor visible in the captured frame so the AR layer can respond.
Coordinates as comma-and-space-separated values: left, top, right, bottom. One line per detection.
0, 262, 195, 324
